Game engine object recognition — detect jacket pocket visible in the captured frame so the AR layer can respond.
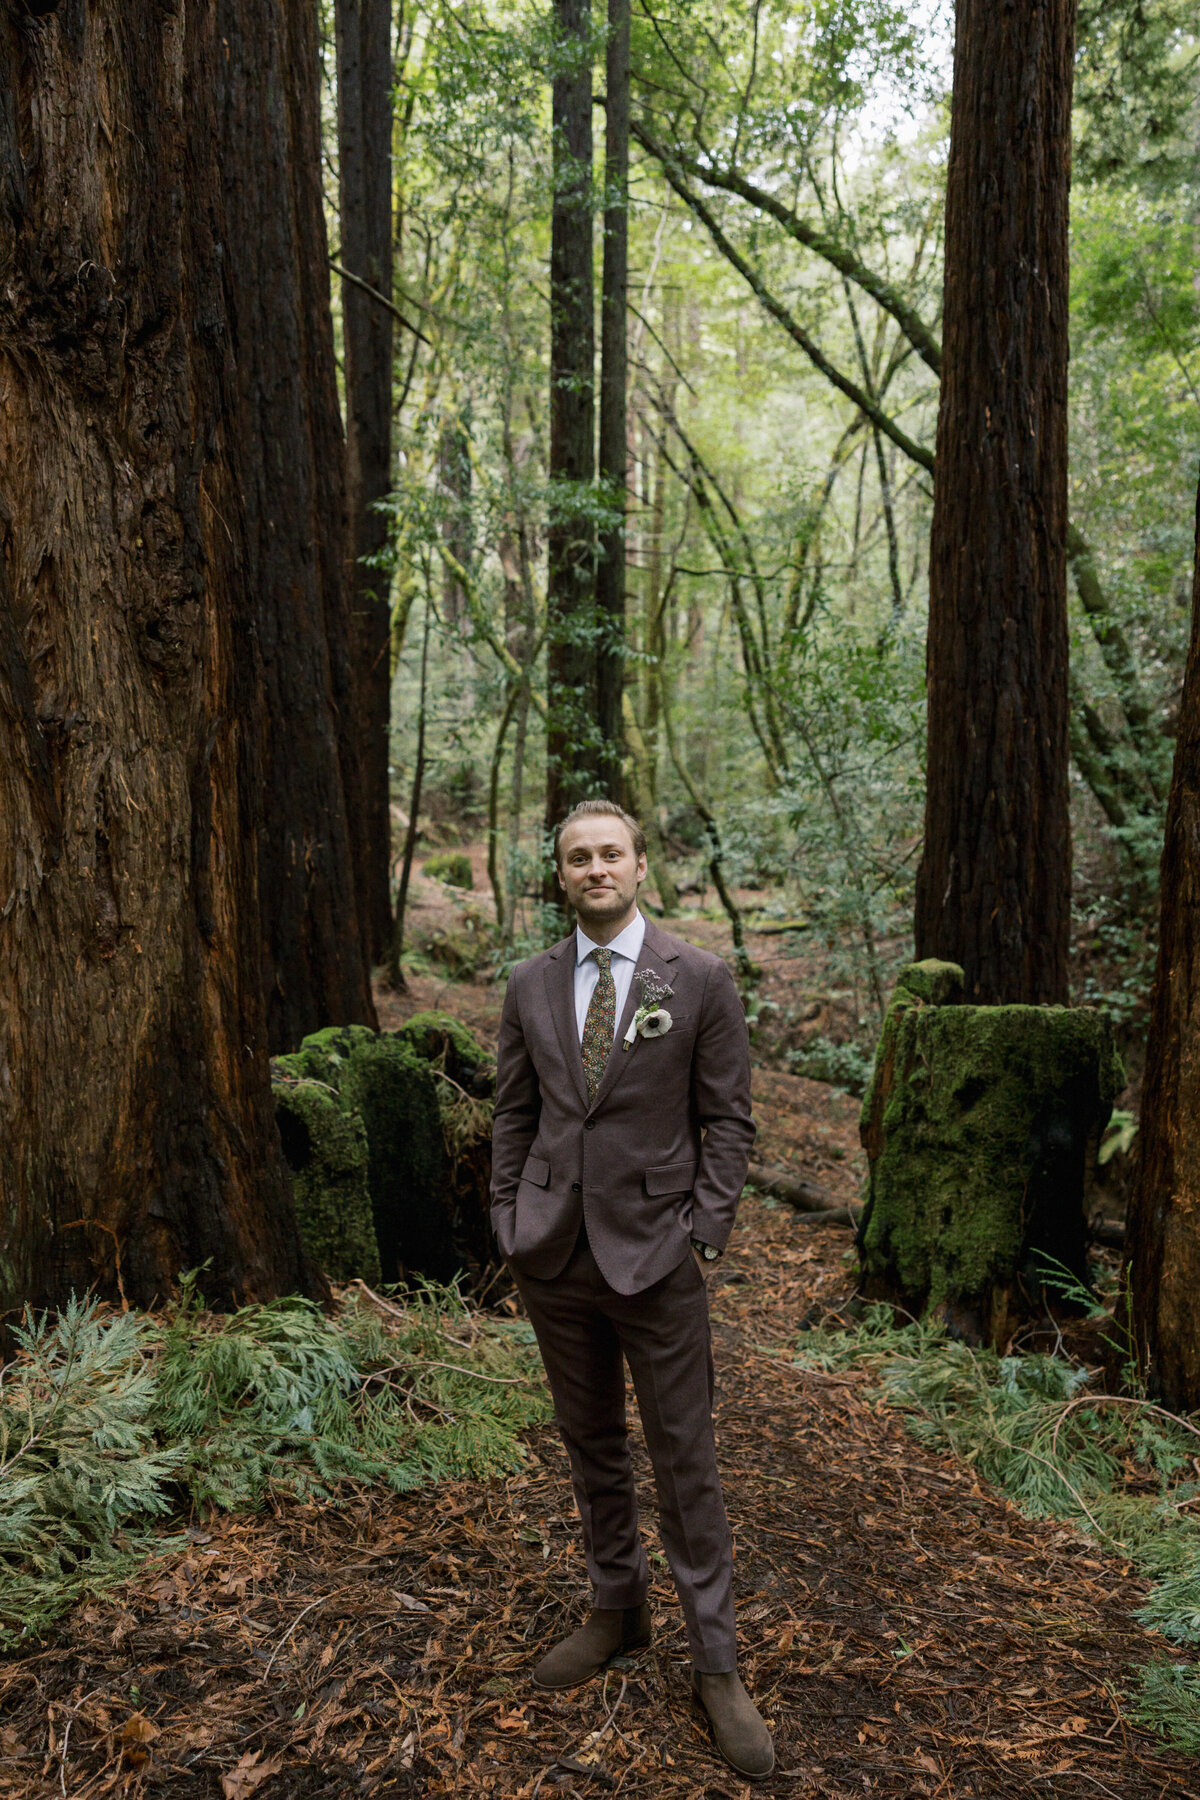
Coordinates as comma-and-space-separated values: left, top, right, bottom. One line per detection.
644, 1160, 698, 1197
520, 1154, 551, 1187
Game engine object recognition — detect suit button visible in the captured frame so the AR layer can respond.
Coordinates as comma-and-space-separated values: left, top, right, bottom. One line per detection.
584, 1119, 596, 1130
571, 1182, 582, 1193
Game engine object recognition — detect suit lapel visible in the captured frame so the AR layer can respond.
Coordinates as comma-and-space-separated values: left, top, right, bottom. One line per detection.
543, 936, 588, 1108
587, 919, 681, 1114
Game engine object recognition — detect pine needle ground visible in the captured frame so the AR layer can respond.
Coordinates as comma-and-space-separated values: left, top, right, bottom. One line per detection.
0, 1196, 1195, 1799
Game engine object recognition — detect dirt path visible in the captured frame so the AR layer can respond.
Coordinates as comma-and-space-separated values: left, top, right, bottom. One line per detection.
1, 1191, 1190, 1799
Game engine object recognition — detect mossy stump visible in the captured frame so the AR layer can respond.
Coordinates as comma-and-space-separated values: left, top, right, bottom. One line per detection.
858, 960, 1122, 1345
273, 1014, 497, 1288
423, 851, 473, 889
273, 1079, 381, 1285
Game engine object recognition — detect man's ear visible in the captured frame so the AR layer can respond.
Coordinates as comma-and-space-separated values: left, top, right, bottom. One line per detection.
555, 863, 565, 892
636, 853, 648, 885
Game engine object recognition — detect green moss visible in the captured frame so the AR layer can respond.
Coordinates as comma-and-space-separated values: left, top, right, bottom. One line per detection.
339, 1037, 452, 1285
423, 851, 474, 889
272, 1024, 378, 1089
274, 1018, 500, 1288
398, 1011, 496, 1095
859, 964, 1121, 1341
273, 1079, 381, 1284
895, 958, 965, 1008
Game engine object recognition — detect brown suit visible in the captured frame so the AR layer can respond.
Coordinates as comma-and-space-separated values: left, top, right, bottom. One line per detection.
490, 918, 755, 1671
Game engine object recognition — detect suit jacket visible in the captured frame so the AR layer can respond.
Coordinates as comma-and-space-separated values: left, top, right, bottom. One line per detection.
489, 918, 756, 1295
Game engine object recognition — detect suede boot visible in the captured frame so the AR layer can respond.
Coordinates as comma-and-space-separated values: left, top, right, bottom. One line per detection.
531, 1603, 651, 1690
692, 1669, 774, 1779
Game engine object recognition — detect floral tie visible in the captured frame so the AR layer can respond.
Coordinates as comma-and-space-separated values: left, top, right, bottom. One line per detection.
581, 947, 615, 1103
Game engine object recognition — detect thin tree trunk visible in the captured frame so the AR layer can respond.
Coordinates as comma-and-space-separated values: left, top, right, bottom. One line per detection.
337, 0, 396, 961
1127, 470, 1200, 1409
596, 0, 629, 796
872, 426, 904, 628
0, 0, 315, 1313
623, 692, 679, 913
487, 683, 521, 935
221, 0, 378, 1051
390, 593, 431, 986
659, 674, 754, 982
439, 416, 472, 629
545, 0, 598, 841
914, 0, 1076, 1004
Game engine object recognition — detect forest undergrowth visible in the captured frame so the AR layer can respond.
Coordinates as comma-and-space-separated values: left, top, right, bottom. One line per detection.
795, 1297, 1200, 1755
2, 1197, 1193, 1799
0, 1275, 549, 1650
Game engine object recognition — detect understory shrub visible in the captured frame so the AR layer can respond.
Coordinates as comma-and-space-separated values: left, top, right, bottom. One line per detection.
423, 850, 474, 889
0, 1277, 548, 1647
786, 1034, 874, 1096
795, 1304, 1200, 1755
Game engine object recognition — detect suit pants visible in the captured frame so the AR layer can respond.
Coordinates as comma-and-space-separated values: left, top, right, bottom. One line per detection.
514, 1229, 737, 1673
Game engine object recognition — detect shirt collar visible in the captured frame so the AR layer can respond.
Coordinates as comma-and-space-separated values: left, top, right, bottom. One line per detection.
575, 908, 646, 966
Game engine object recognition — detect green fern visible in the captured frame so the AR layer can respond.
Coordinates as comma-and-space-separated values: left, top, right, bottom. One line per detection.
1132, 1660, 1200, 1755
795, 1304, 1200, 1755
0, 1277, 549, 1646
0, 1300, 184, 1642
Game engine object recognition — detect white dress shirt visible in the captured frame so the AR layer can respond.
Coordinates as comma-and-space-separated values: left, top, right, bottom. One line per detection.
574, 909, 646, 1043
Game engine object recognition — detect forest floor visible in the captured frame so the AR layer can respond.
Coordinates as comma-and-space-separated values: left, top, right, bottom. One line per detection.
1, 862, 1175, 1798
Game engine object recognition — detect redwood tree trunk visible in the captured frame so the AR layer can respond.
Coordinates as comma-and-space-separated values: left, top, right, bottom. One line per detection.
595, 0, 629, 797
220, 0, 378, 1050
914, 0, 1076, 1004
0, 0, 340, 1311
545, 0, 599, 832
1127, 471, 1200, 1410
336, 0, 395, 961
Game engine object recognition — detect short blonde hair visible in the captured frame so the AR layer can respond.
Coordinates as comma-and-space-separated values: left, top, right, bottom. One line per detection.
554, 799, 647, 869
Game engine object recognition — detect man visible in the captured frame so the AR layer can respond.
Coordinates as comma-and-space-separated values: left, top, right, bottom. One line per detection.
490, 799, 773, 1780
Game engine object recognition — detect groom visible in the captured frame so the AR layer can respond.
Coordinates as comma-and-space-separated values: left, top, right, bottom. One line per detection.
490, 799, 773, 1780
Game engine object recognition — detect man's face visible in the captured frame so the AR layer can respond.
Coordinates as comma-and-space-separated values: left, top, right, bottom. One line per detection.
557, 817, 647, 933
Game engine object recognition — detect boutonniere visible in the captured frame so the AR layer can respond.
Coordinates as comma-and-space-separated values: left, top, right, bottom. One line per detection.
622, 967, 675, 1050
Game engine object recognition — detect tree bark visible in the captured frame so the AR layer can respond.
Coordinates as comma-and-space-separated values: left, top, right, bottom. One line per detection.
545, 0, 598, 835
220, 0, 378, 1050
439, 417, 472, 630
1127, 470, 1200, 1409
914, 0, 1076, 1004
595, 0, 629, 797
336, 0, 395, 963
0, 0, 317, 1312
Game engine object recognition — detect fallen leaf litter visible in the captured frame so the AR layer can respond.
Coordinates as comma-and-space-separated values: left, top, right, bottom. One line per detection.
0, 1198, 1194, 1798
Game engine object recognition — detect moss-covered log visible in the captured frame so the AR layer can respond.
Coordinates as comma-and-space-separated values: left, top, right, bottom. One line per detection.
273, 1080, 381, 1285
858, 961, 1121, 1345
272, 1014, 497, 1287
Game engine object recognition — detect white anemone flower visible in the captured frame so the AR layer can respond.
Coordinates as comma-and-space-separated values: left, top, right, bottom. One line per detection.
638, 1008, 672, 1038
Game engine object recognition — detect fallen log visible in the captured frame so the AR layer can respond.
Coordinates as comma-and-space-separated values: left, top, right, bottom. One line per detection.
1090, 1219, 1125, 1250
794, 1204, 859, 1228
748, 1164, 837, 1212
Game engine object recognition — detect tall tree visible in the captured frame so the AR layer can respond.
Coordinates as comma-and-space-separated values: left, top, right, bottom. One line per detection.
336, 0, 396, 961
913, 0, 1076, 1003
220, 0, 378, 1053
1127, 469, 1200, 1411
0, 0, 323, 1311
596, 0, 629, 795
545, 0, 599, 830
